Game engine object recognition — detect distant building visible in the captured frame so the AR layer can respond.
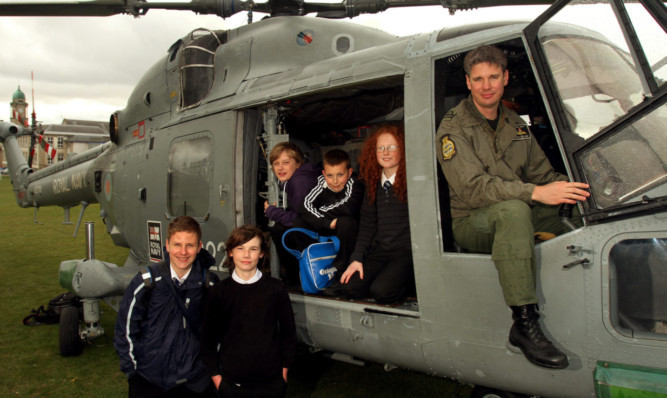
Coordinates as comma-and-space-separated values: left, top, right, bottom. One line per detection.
2, 86, 31, 168
2, 86, 110, 169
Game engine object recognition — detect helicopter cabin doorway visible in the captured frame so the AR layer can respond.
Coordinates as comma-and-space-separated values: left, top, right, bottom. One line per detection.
244, 76, 420, 312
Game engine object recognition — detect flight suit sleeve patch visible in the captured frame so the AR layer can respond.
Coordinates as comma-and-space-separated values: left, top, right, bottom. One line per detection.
513, 124, 531, 141
442, 109, 456, 121
440, 135, 456, 160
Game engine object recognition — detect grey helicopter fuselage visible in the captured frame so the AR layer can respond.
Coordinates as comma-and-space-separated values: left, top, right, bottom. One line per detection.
1, 1, 666, 396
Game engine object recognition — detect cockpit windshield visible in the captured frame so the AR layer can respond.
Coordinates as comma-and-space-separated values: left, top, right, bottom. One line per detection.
542, 35, 645, 140
535, 2, 666, 212
577, 108, 667, 209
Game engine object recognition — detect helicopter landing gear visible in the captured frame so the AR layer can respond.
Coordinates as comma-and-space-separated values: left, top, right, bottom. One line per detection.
58, 298, 105, 356
471, 386, 529, 398
59, 305, 83, 356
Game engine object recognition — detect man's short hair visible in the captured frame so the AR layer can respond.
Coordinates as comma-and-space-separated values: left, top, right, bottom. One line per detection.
269, 142, 305, 166
323, 149, 351, 169
168, 216, 201, 242
463, 45, 507, 76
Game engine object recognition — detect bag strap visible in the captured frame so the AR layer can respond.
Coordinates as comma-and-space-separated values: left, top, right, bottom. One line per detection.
281, 228, 316, 258
164, 272, 202, 338
22, 305, 59, 326
284, 227, 320, 241
322, 235, 340, 252
282, 228, 341, 258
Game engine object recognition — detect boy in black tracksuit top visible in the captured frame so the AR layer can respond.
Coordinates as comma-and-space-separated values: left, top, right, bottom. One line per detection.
293, 149, 364, 280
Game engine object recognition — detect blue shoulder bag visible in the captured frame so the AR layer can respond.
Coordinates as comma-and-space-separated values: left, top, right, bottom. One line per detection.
281, 228, 340, 294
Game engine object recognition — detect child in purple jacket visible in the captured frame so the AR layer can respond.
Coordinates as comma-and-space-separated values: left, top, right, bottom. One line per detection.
264, 142, 320, 283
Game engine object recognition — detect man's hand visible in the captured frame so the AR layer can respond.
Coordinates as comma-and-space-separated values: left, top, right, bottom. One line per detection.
340, 261, 363, 284
330, 218, 337, 229
532, 181, 590, 205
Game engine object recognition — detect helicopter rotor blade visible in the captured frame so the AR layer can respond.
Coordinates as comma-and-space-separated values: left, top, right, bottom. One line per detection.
0, 0, 143, 17
239, 0, 559, 18
34, 132, 58, 161
0, 0, 248, 18
318, 0, 558, 18
0, 0, 559, 19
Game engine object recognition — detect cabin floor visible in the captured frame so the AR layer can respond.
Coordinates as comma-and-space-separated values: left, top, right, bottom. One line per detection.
285, 283, 419, 313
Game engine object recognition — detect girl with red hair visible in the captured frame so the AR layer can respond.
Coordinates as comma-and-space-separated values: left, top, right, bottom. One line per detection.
340, 123, 414, 304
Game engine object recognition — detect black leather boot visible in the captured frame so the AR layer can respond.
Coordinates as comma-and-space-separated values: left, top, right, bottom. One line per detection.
509, 304, 569, 369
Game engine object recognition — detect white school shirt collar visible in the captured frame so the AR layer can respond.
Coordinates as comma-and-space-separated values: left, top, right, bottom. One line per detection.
381, 172, 396, 186
232, 269, 263, 284
170, 265, 192, 285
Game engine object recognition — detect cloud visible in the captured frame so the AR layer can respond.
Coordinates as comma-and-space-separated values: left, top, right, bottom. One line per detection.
2, 4, 658, 125
2, 6, 550, 124
1, 10, 230, 124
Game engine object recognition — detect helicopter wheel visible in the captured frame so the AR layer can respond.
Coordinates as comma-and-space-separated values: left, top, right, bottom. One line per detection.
59, 305, 83, 357
471, 386, 526, 398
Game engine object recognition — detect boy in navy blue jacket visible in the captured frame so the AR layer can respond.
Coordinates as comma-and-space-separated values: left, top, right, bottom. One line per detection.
114, 216, 219, 397
293, 149, 364, 294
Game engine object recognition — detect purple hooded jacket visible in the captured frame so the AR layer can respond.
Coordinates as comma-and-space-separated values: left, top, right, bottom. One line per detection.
265, 162, 321, 226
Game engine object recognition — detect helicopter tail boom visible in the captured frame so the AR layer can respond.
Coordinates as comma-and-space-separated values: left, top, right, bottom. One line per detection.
1, 122, 33, 205
0, 121, 106, 209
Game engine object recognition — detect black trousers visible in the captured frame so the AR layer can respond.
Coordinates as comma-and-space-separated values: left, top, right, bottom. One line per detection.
128, 374, 217, 398
342, 249, 414, 304
218, 376, 286, 398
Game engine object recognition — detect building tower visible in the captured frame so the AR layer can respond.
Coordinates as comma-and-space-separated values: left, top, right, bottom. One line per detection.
8, 86, 35, 167
10, 86, 28, 126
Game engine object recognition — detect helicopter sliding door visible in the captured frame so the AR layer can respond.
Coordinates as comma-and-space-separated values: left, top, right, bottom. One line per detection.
158, 111, 237, 267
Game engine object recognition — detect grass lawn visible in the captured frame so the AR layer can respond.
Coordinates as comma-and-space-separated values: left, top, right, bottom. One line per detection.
0, 177, 129, 397
0, 176, 470, 397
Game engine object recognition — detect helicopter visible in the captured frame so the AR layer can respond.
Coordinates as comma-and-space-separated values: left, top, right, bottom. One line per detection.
1, 0, 666, 396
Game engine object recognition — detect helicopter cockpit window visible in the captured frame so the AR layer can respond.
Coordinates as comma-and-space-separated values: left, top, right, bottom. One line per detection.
609, 238, 667, 339
179, 29, 226, 109
578, 107, 667, 209
625, 3, 667, 84
535, 2, 667, 211
538, 2, 664, 142
167, 134, 212, 218
540, 35, 644, 140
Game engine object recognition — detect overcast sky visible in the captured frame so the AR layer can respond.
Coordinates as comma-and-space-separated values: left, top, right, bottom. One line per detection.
1, 2, 660, 125
0, 3, 556, 124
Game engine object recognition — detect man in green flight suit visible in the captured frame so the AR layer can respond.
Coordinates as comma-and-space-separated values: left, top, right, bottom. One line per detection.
435, 45, 590, 369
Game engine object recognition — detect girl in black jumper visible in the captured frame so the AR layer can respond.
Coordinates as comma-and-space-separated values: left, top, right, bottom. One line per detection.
340, 123, 414, 304
200, 225, 296, 398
